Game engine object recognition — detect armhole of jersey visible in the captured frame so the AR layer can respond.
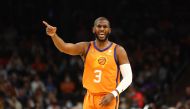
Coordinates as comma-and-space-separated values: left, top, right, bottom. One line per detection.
114, 45, 119, 66
84, 42, 91, 62
114, 44, 120, 88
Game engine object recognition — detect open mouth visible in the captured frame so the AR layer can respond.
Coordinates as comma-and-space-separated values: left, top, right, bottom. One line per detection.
99, 33, 105, 36
99, 35, 105, 39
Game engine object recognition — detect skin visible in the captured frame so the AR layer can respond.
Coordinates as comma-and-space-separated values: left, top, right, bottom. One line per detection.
42, 18, 130, 107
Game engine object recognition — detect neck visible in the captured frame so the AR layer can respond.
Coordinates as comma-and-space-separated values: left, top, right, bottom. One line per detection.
95, 39, 110, 49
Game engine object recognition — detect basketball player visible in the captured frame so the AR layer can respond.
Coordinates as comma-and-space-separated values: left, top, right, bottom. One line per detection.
43, 17, 133, 109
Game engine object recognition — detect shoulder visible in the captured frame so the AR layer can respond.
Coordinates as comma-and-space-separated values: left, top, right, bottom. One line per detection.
76, 41, 90, 46
76, 41, 91, 57
115, 44, 126, 55
115, 44, 129, 65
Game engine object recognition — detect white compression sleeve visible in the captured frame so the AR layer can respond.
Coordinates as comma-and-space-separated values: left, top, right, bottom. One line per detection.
116, 64, 133, 94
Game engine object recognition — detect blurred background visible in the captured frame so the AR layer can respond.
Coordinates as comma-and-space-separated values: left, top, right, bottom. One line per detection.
0, 0, 190, 109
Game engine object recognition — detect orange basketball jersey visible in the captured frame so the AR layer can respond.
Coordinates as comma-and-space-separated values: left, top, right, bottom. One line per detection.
83, 41, 120, 94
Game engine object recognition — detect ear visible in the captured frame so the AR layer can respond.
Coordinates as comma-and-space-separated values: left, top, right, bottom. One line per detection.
109, 28, 111, 34
92, 27, 95, 34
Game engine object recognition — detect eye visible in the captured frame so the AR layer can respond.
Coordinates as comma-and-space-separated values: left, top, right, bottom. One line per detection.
96, 25, 108, 28
103, 25, 108, 28
97, 25, 101, 28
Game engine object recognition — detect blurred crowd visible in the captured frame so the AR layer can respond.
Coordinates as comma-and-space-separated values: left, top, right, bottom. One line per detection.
0, 0, 190, 109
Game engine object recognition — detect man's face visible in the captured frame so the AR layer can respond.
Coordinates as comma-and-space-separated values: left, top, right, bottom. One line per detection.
93, 20, 111, 42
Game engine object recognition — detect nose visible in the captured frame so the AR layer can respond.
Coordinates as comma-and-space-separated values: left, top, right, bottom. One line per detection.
100, 26, 104, 31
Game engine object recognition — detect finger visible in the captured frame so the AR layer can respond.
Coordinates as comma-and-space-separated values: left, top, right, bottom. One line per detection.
99, 99, 103, 106
99, 98, 105, 106
99, 102, 104, 106
42, 21, 50, 27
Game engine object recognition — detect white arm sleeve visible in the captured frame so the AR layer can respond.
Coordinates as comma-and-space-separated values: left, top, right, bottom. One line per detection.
116, 64, 133, 94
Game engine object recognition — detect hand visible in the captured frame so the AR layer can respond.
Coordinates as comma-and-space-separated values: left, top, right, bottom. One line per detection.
99, 93, 114, 106
42, 21, 57, 37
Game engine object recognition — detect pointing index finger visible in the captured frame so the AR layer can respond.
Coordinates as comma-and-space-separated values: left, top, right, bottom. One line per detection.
42, 21, 50, 27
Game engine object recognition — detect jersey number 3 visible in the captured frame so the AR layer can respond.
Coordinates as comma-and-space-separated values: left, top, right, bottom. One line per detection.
94, 70, 102, 83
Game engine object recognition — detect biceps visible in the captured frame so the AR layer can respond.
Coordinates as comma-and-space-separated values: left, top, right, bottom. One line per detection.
117, 48, 129, 65
63, 43, 84, 55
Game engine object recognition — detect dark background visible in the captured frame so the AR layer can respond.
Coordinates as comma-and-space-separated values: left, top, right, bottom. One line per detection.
0, 0, 190, 108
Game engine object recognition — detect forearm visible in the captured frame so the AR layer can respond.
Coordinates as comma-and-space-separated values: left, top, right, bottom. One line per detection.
51, 34, 76, 55
51, 34, 84, 55
51, 34, 67, 53
111, 64, 133, 97
117, 64, 132, 93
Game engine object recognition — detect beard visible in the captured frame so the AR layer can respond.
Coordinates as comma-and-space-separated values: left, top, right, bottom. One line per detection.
94, 34, 110, 42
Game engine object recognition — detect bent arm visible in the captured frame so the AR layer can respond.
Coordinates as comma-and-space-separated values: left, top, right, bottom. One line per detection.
111, 45, 133, 97
116, 64, 132, 93
42, 21, 88, 56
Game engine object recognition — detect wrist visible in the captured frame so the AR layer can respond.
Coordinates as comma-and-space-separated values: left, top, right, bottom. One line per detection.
51, 33, 57, 38
111, 90, 119, 97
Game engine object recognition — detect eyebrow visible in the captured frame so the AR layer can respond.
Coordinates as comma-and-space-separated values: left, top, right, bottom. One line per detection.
95, 22, 110, 27
94, 20, 110, 27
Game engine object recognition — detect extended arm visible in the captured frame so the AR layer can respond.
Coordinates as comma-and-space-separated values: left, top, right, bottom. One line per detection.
42, 21, 88, 56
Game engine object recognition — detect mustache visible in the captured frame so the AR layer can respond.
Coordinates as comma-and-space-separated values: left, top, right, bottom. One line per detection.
94, 33, 110, 42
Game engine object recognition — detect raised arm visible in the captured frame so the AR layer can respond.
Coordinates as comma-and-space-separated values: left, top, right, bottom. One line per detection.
42, 21, 88, 56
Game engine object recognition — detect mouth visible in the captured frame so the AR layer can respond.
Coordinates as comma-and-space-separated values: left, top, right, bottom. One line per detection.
95, 32, 109, 41
98, 33, 105, 37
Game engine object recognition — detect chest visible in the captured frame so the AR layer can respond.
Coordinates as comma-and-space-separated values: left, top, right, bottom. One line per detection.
86, 48, 116, 68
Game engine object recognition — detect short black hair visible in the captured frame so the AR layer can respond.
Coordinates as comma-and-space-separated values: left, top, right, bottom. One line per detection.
94, 17, 110, 27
